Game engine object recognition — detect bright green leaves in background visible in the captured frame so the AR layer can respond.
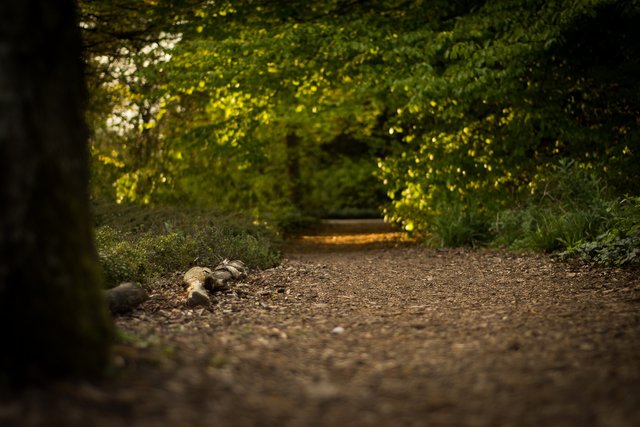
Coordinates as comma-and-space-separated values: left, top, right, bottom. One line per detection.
82, 0, 639, 263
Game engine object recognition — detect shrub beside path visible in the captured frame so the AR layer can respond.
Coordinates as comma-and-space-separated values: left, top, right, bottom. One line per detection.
2, 220, 639, 426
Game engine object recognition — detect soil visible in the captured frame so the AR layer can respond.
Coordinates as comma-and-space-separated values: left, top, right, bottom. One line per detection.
2, 220, 639, 427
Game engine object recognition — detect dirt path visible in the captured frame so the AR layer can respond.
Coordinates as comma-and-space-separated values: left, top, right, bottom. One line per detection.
2, 221, 639, 426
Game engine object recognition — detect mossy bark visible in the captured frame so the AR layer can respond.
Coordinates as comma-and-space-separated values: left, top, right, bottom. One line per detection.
0, 0, 113, 382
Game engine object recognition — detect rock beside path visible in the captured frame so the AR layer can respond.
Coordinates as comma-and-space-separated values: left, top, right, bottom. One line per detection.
104, 282, 149, 314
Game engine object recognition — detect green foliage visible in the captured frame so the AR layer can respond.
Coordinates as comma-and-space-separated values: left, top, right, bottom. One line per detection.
492, 161, 611, 251
429, 208, 491, 248
94, 203, 281, 288
561, 234, 639, 266
307, 157, 386, 215
560, 197, 640, 266
82, 0, 639, 263
493, 207, 608, 252
381, 1, 640, 239
95, 226, 192, 286
266, 208, 320, 236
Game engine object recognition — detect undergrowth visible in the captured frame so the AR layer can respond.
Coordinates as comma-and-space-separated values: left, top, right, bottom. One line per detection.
558, 197, 640, 266
492, 160, 611, 252
428, 208, 491, 248
425, 161, 639, 266
93, 202, 281, 288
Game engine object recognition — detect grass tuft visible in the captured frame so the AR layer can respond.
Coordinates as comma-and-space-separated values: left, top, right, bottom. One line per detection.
93, 202, 281, 288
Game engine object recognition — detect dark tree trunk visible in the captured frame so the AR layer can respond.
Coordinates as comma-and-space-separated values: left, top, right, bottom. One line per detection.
0, 0, 113, 382
285, 132, 303, 209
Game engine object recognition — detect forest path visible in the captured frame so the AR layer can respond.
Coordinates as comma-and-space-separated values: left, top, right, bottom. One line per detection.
3, 221, 639, 427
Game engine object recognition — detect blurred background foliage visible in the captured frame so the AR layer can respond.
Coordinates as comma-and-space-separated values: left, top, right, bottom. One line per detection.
81, 0, 639, 266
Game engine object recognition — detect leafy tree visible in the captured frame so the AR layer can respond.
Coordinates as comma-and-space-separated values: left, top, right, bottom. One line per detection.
83, 0, 639, 241
0, 0, 113, 382
379, 0, 640, 236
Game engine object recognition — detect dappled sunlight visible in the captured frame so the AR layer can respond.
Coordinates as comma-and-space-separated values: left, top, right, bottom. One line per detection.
285, 219, 415, 252
297, 231, 412, 245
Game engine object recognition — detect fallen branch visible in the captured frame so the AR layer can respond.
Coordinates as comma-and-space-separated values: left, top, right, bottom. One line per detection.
184, 260, 247, 307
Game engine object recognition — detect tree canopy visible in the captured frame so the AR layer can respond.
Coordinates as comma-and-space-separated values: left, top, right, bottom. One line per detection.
83, 0, 640, 239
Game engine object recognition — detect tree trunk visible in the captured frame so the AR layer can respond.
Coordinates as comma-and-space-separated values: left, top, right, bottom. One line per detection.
285, 132, 303, 209
0, 0, 113, 382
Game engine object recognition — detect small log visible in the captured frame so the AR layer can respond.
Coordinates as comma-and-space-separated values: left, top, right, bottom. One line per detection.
211, 270, 233, 289
186, 281, 210, 307
104, 282, 149, 314
184, 267, 213, 307
183, 261, 248, 307
216, 260, 247, 279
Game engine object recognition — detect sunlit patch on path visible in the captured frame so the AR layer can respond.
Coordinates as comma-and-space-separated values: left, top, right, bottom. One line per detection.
297, 232, 410, 245
286, 219, 415, 251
